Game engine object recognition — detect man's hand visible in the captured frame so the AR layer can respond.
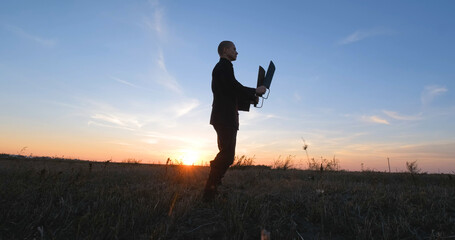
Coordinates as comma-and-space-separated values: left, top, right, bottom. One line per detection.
256, 86, 267, 96
251, 96, 259, 105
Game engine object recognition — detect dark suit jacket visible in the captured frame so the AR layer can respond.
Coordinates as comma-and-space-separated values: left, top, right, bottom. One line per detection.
210, 58, 256, 130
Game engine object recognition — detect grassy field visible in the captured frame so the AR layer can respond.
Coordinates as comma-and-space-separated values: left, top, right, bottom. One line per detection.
1, 154, 454, 239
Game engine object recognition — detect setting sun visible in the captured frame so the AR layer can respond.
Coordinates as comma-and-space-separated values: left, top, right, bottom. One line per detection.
181, 149, 200, 166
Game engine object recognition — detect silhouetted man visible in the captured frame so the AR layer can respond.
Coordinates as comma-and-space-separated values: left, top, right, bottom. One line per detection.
204, 41, 267, 201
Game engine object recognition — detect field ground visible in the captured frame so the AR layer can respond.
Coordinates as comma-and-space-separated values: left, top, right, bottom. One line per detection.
1, 154, 454, 239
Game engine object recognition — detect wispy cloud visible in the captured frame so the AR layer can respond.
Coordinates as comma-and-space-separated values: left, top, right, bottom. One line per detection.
390, 141, 455, 158
143, 1, 182, 94
172, 98, 200, 117
154, 50, 182, 93
3, 24, 56, 47
240, 110, 286, 126
77, 99, 150, 130
421, 85, 447, 106
362, 115, 390, 125
80, 96, 205, 137
88, 120, 136, 131
110, 76, 139, 88
338, 28, 390, 45
91, 113, 144, 129
383, 110, 422, 121
144, 1, 165, 40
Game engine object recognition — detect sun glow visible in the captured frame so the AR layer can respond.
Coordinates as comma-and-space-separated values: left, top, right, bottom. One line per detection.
181, 149, 200, 166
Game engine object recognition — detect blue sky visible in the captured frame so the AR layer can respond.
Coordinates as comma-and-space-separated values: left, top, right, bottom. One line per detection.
1, 0, 454, 172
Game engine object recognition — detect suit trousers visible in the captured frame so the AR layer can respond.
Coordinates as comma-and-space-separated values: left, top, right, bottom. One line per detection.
206, 125, 238, 188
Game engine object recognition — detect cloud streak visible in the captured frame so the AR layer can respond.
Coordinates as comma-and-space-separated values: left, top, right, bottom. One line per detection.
421, 85, 447, 106
383, 110, 422, 121
3, 24, 56, 47
110, 76, 139, 88
91, 113, 144, 129
173, 98, 200, 117
154, 50, 182, 93
145, 1, 165, 40
143, 1, 182, 94
362, 115, 390, 125
240, 110, 287, 126
339, 28, 390, 45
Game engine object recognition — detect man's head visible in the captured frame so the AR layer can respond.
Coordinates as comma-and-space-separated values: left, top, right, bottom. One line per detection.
218, 41, 238, 61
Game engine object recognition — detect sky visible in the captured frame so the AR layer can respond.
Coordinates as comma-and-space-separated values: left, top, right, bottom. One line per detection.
1, 0, 454, 173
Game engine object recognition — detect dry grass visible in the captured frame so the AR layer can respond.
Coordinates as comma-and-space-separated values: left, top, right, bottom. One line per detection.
1, 154, 454, 239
